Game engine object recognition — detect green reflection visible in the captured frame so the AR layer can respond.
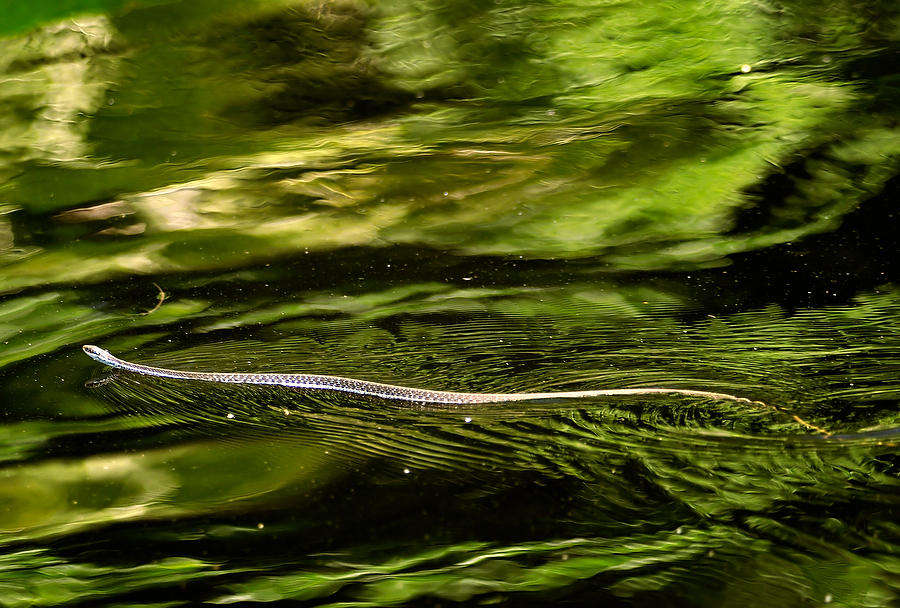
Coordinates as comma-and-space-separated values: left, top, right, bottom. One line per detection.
2, 0, 899, 605
2, 0, 899, 288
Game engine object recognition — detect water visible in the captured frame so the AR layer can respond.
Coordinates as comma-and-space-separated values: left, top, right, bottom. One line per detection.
2, 0, 900, 606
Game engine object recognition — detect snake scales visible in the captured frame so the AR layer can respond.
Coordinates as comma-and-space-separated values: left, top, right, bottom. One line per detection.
84, 344, 767, 406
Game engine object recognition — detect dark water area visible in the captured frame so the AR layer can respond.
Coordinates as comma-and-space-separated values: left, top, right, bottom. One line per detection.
2, 1, 900, 606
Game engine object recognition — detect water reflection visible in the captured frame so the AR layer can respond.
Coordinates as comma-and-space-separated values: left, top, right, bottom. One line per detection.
3, 0, 899, 293
2, 0, 900, 604
4, 346, 899, 605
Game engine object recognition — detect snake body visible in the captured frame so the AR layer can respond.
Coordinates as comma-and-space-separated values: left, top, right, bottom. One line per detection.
83, 344, 758, 406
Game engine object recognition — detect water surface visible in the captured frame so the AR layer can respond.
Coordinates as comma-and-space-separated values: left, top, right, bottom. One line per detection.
1, 0, 900, 605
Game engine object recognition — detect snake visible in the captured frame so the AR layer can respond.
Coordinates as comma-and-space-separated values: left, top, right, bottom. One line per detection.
84, 344, 767, 406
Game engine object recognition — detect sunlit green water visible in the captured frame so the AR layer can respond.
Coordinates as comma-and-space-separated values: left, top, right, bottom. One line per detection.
1, 0, 900, 606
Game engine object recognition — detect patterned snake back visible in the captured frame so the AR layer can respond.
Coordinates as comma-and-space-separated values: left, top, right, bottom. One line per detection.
83, 344, 758, 406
